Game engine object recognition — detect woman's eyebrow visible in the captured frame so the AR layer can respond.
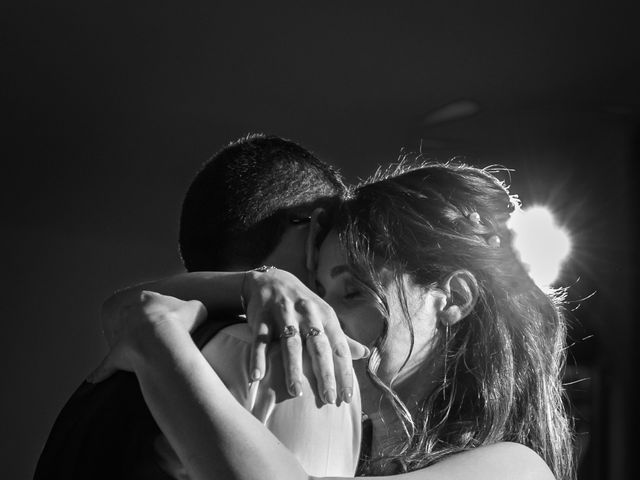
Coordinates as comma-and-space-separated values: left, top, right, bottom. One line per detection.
330, 265, 350, 278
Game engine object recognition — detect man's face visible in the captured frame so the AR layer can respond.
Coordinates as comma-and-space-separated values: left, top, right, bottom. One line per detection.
261, 222, 313, 284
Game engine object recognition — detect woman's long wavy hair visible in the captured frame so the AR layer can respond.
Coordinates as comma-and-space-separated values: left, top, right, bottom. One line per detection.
335, 160, 574, 479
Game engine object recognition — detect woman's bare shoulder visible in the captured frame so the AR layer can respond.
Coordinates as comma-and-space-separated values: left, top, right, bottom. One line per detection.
410, 442, 555, 480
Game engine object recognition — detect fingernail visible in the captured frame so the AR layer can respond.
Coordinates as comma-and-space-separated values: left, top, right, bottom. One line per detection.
324, 388, 336, 404
341, 388, 353, 403
361, 346, 371, 359
290, 381, 303, 397
251, 369, 262, 381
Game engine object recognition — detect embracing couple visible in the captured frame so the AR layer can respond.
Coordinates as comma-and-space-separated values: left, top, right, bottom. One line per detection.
36, 134, 574, 480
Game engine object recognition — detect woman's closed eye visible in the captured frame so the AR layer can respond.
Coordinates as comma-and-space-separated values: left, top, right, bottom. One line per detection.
315, 276, 365, 303
344, 290, 363, 300
343, 279, 369, 302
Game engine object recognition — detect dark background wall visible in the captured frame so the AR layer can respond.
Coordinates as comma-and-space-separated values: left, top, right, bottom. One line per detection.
2, 2, 638, 478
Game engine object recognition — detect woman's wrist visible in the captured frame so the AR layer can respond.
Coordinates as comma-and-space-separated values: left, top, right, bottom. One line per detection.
129, 318, 195, 373
240, 265, 277, 312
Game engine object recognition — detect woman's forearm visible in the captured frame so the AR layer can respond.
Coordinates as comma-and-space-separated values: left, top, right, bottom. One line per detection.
104, 271, 244, 311
101, 271, 244, 345
131, 321, 313, 480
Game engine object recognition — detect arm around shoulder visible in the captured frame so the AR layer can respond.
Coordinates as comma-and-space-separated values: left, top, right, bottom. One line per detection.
100, 271, 244, 345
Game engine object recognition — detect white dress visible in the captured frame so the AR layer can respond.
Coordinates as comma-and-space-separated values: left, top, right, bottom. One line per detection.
154, 323, 362, 479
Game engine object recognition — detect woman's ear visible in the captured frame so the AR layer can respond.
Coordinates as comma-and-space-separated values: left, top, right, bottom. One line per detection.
437, 270, 479, 326
305, 208, 327, 281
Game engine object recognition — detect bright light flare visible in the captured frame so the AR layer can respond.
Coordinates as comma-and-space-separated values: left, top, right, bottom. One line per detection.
508, 206, 572, 287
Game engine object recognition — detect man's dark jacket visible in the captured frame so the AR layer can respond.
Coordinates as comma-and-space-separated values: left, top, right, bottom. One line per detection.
33, 317, 241, 480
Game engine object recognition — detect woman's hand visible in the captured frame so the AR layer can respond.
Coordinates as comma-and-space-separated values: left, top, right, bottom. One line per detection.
242, 267, 368, 405
95, 269, 368, 405
88, 291, 207, 383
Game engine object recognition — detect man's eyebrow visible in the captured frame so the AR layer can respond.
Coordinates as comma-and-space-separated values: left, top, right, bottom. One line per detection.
330, 265, 351, 278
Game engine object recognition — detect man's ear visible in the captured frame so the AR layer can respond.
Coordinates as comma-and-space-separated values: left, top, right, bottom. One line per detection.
305, 208, 327, 281
437, 270, 479, 326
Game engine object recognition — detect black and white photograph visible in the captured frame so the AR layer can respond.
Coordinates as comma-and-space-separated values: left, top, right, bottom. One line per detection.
3, 2, 639, 479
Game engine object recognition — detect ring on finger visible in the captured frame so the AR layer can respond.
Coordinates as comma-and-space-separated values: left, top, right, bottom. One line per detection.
280, 325, 299, 339
302, 326, 323, 340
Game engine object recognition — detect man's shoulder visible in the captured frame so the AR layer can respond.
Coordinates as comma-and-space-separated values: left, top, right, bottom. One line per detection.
213, 322, 253, 343
202, 322, 284, 362
200, 322, 253, 369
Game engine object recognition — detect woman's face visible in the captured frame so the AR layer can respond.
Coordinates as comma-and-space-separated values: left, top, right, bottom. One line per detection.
314, 230, 440, 386
314, 230, 385, 347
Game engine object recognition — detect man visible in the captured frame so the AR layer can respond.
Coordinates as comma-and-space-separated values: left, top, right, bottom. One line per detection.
179, 132, 342, 273
35, 134, 365, 479
101, 133, 364, 396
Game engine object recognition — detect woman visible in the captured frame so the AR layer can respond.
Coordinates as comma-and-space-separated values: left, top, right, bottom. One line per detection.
93, 161, 574, 479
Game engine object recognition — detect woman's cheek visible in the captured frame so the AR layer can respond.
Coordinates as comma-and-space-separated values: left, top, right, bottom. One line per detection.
342, 306, 385, 346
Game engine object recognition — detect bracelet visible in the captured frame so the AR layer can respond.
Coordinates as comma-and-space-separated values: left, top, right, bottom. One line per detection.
240, 265, 276, 313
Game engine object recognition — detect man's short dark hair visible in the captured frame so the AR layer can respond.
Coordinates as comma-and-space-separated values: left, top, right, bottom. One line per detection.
179, 134, 347, 271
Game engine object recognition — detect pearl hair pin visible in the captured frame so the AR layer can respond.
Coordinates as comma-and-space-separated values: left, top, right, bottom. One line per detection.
487, 235, 501, 247
468, 212, 501, 248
